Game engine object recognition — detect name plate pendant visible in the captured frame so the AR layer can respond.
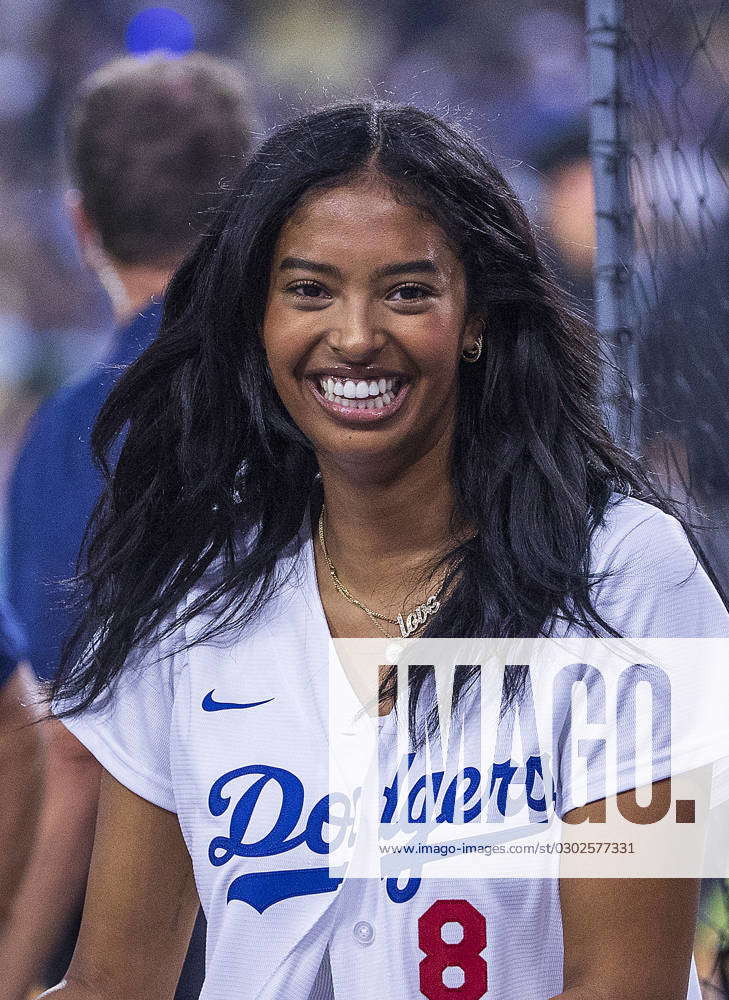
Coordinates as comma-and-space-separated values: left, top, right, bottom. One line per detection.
396, 595, 441, 638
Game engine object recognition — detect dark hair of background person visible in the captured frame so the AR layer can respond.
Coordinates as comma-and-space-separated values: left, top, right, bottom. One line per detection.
50, 100, 676, 729
66, 53, 254, 265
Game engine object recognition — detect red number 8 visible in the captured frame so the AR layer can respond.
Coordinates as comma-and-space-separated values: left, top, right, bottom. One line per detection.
418, 899, 487, 999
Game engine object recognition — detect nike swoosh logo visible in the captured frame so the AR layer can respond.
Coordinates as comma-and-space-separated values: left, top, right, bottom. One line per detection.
202, 690, 275, 712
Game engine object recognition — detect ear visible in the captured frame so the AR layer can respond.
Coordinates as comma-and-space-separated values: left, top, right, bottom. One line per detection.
65, 189, 103, 268
462, 314, 485, 355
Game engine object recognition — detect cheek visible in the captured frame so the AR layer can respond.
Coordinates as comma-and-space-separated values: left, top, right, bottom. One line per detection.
407, 306, 465, 371
261, 302, 306, 386
261, 297, 284, 362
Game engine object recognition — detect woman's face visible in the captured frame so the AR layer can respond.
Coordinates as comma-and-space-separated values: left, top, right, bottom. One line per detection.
262, 173, 480, 476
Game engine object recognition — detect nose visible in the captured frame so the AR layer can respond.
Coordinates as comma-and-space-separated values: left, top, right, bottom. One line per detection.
325, 301, 386, 363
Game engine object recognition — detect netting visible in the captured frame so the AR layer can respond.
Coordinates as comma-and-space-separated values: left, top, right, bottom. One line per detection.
591, 3, 729, 996
623, 0, 729, 590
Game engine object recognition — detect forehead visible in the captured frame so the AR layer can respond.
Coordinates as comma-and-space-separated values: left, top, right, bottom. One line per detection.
273, 175, 459, 271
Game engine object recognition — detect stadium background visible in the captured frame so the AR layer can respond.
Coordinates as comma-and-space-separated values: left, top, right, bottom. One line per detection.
1, 0, 728, 994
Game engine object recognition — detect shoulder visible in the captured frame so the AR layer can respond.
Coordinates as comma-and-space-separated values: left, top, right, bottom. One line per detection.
15, 307, 157, 468
16, 392, 68, 462
10, 395, 70, 516
57, 519, 312, 714
588, 495, 729, 637
15, 374, 102, 467
184, 521, 311, 638
9, 379, 105, 536
590, 495, 693, 574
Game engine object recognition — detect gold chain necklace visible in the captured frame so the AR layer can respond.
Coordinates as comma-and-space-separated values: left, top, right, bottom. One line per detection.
317, 507, 442, 639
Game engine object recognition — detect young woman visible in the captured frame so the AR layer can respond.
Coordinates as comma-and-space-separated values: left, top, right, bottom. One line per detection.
43, 102, 727, 1000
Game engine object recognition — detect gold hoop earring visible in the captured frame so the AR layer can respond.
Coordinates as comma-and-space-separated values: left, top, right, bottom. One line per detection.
461, 334, 482, 364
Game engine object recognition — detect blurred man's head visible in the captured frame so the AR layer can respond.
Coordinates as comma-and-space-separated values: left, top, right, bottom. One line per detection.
533, 122, 595, 277
66, 53, 253, 320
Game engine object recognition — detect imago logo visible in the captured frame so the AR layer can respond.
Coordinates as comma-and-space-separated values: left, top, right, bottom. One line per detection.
329, 638, 729, 879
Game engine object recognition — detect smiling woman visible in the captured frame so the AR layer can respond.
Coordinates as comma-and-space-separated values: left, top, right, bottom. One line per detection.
262, 174, 478, 479
43, 103, 728, 1000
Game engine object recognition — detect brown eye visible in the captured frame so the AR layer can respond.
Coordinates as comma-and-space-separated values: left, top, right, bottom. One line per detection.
387, 283, 432, 302
288, 281, 331, 298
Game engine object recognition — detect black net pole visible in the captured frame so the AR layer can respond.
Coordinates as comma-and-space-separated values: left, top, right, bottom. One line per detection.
586, 0, 639, 451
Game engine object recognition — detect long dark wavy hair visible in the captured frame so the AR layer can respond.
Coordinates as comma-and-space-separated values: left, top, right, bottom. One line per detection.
51, 101, 675, 719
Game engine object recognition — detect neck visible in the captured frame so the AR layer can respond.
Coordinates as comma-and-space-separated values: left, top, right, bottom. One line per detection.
100, 260, 176, 325
317, 441, 462, 599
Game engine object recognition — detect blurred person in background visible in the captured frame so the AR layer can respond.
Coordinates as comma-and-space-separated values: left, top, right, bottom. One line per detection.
531, 121, 596, 317
0, 598, 41, 940
2, 52, 253, 1000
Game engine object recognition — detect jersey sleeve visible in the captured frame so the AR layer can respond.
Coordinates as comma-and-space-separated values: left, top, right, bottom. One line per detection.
54, 630, 182, 813
554, 497, 729, 818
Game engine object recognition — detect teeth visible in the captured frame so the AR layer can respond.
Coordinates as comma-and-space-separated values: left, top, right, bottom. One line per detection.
317, 375, 403, 407
323, 391, 399, 409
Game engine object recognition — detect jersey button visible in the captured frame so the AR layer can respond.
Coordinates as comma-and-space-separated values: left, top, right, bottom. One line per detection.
353, 920, 375, 946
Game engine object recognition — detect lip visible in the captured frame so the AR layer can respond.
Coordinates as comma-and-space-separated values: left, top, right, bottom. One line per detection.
306, 365, 409, 381
305, 376, 412, 425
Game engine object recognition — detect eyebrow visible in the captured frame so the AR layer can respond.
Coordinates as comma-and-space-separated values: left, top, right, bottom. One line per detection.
278, 256, 441, 280
377, 259, 440, 278
279, 256, 342, 278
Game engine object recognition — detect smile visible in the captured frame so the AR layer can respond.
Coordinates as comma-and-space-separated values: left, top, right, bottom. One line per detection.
307, 374, 410, 423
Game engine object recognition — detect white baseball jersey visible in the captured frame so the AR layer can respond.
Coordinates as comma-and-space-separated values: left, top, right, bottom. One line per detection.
59, 496, 728, 999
